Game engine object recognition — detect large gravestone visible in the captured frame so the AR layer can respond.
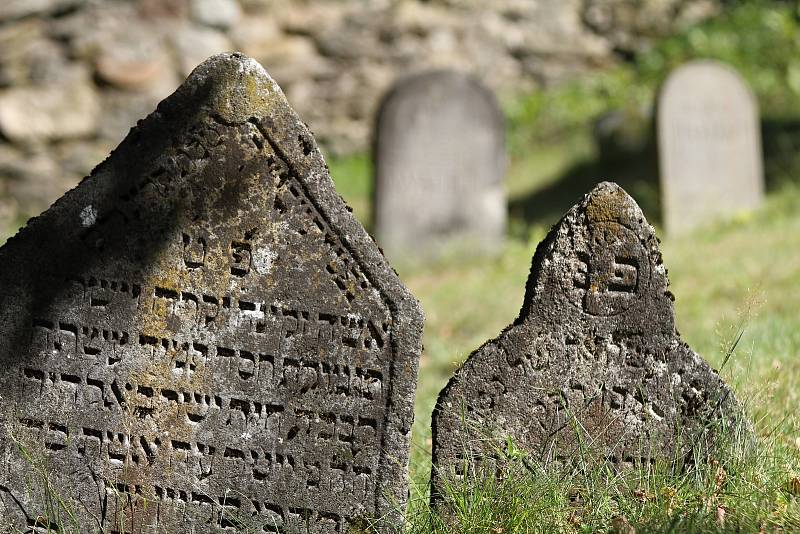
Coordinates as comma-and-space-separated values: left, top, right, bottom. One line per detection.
658, 60, 764, 235
0, 53, 423, 533
431, 182, 746, 498
373, 70, 506, 260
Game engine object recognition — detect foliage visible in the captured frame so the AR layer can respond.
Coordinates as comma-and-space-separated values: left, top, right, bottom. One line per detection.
506, 1, 800, 158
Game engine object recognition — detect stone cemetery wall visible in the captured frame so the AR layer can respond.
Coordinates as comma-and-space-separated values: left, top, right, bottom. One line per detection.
431, 182, 747, 500
373, 70, 506, 260
0, 53, 423, 533
658, 60, 764, 235
0, 0, 717, 231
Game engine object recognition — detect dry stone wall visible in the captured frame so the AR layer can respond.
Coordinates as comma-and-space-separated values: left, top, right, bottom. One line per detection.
0, 0, 716, 232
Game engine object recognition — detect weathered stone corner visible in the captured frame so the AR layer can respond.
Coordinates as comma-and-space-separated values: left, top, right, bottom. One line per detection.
179, 52, 285, 125
431, 180, 748, 503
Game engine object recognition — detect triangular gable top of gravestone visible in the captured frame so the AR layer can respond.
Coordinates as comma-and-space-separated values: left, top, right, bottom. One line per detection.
517, 181, 674, 336
431, 182, 746, 501
0, 53, 422, 531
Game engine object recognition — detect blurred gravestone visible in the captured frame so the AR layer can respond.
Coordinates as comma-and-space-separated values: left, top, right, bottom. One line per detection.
373, 70, 506, 260
431, 182, 747, 500
658, 60, 764, 235
0, 53, 423, 533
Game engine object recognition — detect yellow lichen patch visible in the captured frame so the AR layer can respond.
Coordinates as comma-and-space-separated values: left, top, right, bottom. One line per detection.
139, 264, 187, 338
140, 303, 168, 337
585, 186, 632, 225
133, 354, 212, 442
207, 56, 286, 124
201, 248, 233, 296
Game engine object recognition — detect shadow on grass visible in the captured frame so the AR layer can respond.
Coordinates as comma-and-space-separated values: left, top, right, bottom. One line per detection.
509, 116, 800, 231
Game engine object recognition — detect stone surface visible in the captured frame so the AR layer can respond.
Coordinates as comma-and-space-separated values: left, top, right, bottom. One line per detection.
373, 70, 506, 260
658, 60, 764, 235
91, 19, 177, 94
584, 0, 718, 53
0, 53, 423, 532
174, 25, 234, 78
0, 0, 719, 233
431, 182, 746, 499
0, 78, 100, 143
0, 0, 86, 21
191, 0, 242, 30
0, 1, 716, 165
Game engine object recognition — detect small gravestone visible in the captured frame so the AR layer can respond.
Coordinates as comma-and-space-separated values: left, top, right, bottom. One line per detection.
658, 60, 764, 235
0, 53, 423, 533
431, 182, 746, 498
373, 70, 506, 260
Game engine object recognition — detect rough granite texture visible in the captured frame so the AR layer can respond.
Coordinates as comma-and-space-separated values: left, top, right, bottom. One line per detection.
373, 70, 506, 260
431, 182, 745, 500
0, 53, 423, 533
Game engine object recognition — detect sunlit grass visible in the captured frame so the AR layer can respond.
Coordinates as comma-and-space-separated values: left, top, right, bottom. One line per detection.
394, 183, 800, 530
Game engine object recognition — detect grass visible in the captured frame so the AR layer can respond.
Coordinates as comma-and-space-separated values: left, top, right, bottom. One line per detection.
323, 2, 800, 520
7, 76, 800, 534
11, 165, 800, 533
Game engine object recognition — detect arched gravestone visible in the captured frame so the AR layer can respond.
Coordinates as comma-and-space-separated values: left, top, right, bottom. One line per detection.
0, 53, 423, 533
431, 182, 746, 498
658, 60, 764, 235
373, 70, 506, 260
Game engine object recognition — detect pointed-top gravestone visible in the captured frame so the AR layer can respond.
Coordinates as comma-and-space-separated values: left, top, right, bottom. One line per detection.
431, 182, 746, 498
373, 70, 506, 261
0, 53, 423, 533
658, 60, 764, 235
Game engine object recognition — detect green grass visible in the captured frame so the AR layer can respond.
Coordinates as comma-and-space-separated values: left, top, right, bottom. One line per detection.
319, 3, 800, 525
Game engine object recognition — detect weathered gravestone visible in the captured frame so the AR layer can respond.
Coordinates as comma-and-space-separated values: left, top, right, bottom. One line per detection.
373, 70, 506, 260
658, 60, 764, 235
0, 53, 423, 533
431, 182, 746, 498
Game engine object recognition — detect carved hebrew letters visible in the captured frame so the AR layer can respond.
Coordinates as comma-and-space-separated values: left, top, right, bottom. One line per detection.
0, 54, 422, 533
431, 182, 745, 503
559, 221, 649, 316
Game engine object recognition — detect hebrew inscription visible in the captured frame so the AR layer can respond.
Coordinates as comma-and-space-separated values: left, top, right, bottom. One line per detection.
558, 220, 649, 316
0, 54, 422, 533
431, 182, 747, 502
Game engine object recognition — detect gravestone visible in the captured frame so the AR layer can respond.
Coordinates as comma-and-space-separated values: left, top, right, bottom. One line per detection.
658, 60, 764, 235
431, 182, 746, 499
373, 70, 506, 260
0, 53, 423, 533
